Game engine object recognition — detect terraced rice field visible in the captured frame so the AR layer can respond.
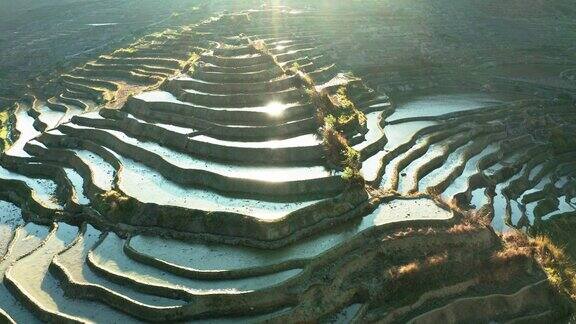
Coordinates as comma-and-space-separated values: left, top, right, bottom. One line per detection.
0, 4, 575, 323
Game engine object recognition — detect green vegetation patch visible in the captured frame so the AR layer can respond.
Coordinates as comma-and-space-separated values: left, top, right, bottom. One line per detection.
329, 86, 367, 133
549, 127, 576, 155
113, 47, 137, 55
320, 88, 365, 184
0, 109, 13, 152
287, 66, 367, 185
321, 86, 366, 184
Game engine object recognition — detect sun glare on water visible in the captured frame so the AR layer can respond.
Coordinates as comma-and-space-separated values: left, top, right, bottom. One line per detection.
265, 102, 288, 117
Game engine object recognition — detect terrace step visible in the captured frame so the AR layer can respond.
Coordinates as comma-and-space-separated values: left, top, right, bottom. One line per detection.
58, 93, 90, 111
0, 223, 51, 324
169, 74, 298, 94
0, 309, 16, 324
361, 120, 439, 184
51, 225, 187, 322
0, 201, 24, 258
4, 107, 41, 158
193, 66, 284, 84
85, 62, 178, 76
213, 44, 257, 57
3, 224, 91, 323
51, 122, 342, 198
96, 56, 183, 70
0, 165, 63, 211
29, 106, 66, 132
74, 67, 162, 85
124, 198, 454, 281
200, 61, 274, 74
111, 152, 327, 221
120, 103, 318, 140
407, 280, 557, 323
86, 232, 301, 319
73, 109, 324, 164
4, 5, 573, 322
129, 90, 314, 126
180, 86, 305, 108
200, 52, 274, 68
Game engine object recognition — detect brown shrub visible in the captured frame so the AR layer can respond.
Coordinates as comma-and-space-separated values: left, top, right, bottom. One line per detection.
533, 236, 576, 300
447, 223, 476, 234
492, 230, 533, 263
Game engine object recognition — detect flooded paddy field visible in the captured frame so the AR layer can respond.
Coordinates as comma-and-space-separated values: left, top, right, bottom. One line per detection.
0, 1, 575, 323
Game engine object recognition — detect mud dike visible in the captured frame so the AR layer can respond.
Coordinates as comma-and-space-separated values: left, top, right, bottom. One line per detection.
0, 7, 574, 323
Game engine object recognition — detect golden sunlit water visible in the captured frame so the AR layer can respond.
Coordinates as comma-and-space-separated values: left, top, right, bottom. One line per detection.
265, 101, 289, 117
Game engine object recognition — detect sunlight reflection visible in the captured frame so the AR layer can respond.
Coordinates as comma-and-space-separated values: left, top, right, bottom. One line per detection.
265, 101, 288, 117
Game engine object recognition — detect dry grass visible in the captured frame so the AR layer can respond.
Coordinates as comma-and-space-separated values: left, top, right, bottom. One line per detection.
492, 231, 534, 262
471, 231, 534, 284
530, 215, 576, 304
468, 207, 492, 226
426, 252, 449, 267
447, 223, 476, 234
534, 235, 576, 301
389, 252, 449, 280
113, 47, 137, 55
394, 262, 420, 277
251, 39, 269, 55
486, 230, 576, 304
96, 190, 136, 216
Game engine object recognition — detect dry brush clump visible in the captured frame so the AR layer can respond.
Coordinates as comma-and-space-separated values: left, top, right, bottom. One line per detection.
467, 206, 493, 226
94, 190, 137, 218
388, 252, 450, 280
390, 261, 420, 278
384, 250, 456, 300
382, 223, 481, 284
492, 231, 534, 263
384, 222, 536, 291
250, 39, 271, 56
286, 64, 316, 89
487, 230, 576, 306
533, 235, 576, 302
447, 222, 477, 235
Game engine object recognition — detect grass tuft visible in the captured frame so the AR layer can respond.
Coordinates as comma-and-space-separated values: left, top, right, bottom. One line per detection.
0, 109, 14, 152
492, 231, 534, 263
96, 190, 137, 217
114, 47, 137, 55
534, 235, 576, 301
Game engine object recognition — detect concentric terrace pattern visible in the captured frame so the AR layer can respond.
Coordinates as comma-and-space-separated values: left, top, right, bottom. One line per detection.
0, 6, 574, 323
